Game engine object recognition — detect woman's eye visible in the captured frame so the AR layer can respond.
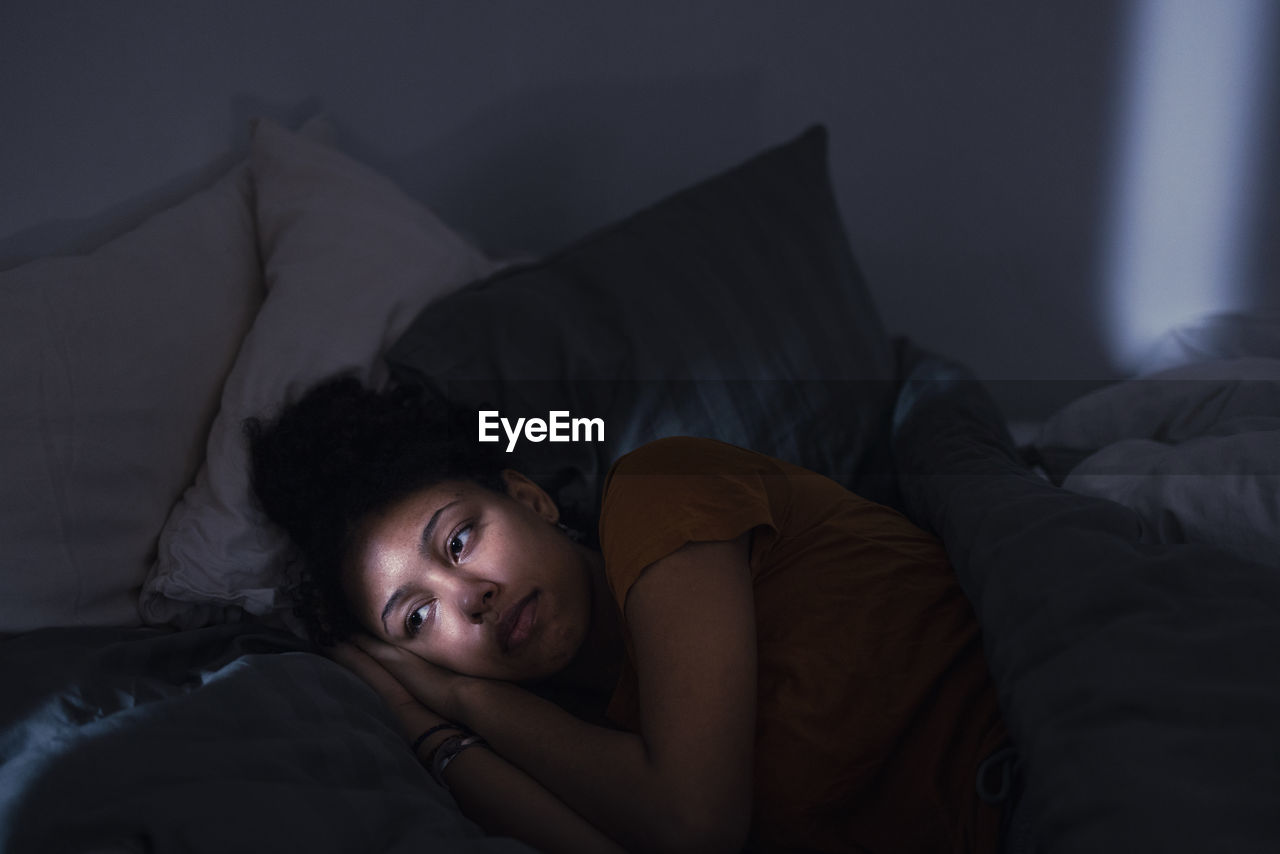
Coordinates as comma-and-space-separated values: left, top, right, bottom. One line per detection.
448, 525, 472, 560
406, 601, 435, 636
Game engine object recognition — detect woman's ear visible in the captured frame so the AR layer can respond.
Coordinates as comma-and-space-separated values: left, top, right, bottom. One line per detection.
500, 470, 560, 524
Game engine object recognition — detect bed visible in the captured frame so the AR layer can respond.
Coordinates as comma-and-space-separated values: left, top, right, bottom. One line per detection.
2, 118, 1278, 853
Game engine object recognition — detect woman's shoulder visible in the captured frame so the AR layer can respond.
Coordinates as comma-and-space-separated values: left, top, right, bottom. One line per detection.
605, 436, 784, 482
597, 437, 788, 612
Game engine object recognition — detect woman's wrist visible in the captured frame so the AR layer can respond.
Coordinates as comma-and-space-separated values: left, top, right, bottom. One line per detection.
410, 720, 472, 763
444, 673, 487, 725
410, 722, 465, 755
429, 732, 489, 789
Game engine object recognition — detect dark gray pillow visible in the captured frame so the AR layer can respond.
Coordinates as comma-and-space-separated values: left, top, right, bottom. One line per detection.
386, 126, 897, 534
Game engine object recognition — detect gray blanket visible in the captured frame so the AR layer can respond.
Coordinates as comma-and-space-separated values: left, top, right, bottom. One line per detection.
5, 347, 1279, 852
892, 344, 1280, 853
0, 624, 531, 853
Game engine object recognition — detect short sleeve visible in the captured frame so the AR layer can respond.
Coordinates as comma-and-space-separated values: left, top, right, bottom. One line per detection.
598, 437, 783, 613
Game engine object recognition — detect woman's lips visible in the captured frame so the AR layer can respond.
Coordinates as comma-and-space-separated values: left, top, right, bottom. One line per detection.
498, 592, 538, 652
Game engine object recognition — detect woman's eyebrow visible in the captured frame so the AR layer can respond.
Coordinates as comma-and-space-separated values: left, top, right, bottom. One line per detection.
380, 587, 407, 635
419, 499, 461, 558
379, 499, 462, 633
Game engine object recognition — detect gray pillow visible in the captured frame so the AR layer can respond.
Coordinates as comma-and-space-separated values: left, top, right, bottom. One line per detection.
386, 126, 898, 533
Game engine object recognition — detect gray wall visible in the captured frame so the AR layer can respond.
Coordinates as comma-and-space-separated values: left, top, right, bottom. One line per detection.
3, 0, 1277, 419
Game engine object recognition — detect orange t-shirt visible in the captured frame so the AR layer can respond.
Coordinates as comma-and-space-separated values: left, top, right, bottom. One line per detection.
598, 437, 1007, 854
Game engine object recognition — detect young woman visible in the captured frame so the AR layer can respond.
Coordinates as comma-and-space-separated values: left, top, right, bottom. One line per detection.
247, 377, 1011, 854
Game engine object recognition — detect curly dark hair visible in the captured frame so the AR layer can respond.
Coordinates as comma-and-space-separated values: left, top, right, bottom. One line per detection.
245, 376, 506, 646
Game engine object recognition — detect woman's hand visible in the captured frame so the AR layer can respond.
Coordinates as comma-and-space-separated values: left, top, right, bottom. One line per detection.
332, 635, 629, 853
348, 632, 473, 722
326, 639, 448, 741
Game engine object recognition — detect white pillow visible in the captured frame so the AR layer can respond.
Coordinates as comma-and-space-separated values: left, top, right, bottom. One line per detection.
1037, 357, 1280, 449
1138, 310, 1280, 374
140, 119, 502, 627
0, 164, 262, 633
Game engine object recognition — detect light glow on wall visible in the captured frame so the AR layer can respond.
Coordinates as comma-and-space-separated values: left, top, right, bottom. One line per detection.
1103, 0, 1273, 370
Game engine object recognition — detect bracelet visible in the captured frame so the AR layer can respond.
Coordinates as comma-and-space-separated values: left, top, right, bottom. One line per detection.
429, 733, 487, 790
410, 723, 465, 756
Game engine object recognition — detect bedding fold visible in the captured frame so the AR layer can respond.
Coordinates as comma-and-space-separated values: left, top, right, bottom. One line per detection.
0, 624, 532, 854
889, 341, 1280, 854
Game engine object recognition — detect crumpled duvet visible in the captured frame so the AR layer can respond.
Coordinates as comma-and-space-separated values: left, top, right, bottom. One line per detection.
1033, 356, 1280, 568
0, 623, 532, 854
892, 343, 1280, 853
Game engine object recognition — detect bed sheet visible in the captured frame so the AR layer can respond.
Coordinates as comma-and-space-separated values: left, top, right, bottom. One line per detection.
0, 624, 532, 853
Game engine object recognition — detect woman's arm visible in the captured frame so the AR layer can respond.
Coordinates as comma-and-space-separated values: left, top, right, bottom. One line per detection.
330, 643, 626, 854
440, 738, 627, 854
363, 534, 758, 854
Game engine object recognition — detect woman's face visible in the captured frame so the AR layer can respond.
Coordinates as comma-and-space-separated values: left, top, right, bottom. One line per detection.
342, 471, 596, 683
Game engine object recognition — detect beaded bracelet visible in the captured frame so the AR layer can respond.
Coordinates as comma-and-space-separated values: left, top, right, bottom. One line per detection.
410, 722, 465, 757
429, 733, 487, 790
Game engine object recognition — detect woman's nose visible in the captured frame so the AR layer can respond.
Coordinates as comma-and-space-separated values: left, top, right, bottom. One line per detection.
454, 579, 498, 623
